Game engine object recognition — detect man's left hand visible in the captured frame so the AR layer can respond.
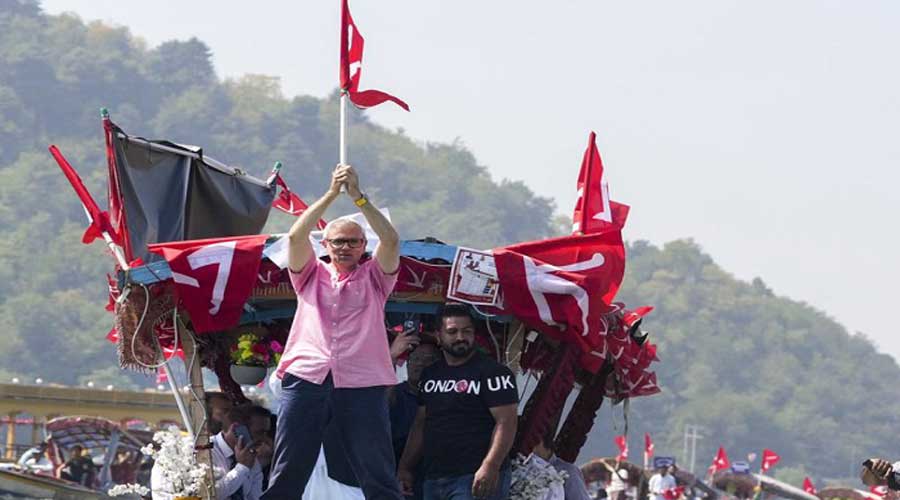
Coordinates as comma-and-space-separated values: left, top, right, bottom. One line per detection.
340, 164, 362, 200
472, 461, 500, 499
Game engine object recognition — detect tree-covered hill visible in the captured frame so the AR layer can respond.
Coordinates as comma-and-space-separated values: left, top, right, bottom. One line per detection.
1, 0, 897, 483
580, 240, 900, 482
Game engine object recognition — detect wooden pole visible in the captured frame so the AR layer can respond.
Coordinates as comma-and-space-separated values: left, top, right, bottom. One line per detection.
181, 328, 215, 500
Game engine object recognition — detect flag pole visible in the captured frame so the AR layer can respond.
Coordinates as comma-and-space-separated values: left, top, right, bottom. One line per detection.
339, 91, 348, 192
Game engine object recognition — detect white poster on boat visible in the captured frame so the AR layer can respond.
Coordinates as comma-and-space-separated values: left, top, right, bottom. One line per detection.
447, 247, 501, 306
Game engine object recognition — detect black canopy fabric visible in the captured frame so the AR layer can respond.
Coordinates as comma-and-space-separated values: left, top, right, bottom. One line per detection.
110, 123, 275, 262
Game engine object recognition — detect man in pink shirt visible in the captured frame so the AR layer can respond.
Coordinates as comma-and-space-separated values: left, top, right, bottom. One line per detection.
262, 164, 404, 500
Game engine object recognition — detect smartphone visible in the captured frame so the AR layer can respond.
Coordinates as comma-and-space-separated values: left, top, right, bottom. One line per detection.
233, 424, 254, 447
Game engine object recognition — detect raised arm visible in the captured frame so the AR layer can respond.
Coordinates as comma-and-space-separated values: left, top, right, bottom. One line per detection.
472, 403, 517, 498
287, 167, 345, 272
397, 406, 426, 496
341, 165, 400, 274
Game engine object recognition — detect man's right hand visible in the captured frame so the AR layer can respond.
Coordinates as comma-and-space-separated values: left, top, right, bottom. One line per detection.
398, 467, 415, 496
329, 164, 353, 196
234, 437, 256, 468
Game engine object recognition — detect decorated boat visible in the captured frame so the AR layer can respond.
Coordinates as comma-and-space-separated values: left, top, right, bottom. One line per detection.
48, 105, 663, 495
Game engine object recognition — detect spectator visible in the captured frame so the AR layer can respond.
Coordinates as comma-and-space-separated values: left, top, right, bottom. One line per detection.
648, 465, 677, 500
152, 405, 264, 500
60, 445, 96, 487
601, 460, 629, 500
390, 339, 440, 500
17, 441, 52, 473
205, 391, 233, 435
533, 431, 592, 500
398, 304, 518, 500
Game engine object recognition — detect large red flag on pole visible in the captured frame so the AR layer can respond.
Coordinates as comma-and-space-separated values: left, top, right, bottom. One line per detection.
572, 132, 630, 235
761, 449, 781, 473
340, 0, 409, 111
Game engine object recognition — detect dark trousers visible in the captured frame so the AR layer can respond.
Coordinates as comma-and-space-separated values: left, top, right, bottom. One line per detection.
422, 467, 511, 500
261, 373, 403, 500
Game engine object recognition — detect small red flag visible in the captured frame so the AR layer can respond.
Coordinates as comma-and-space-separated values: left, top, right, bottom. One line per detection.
148, 235, 268, 333
710, 447, 730, 473
614, 435, 628, 460
49, 145, 121, 246
761, 449, 780, 473
663, 486, 685, 500
803, 477, 817, 495
340, 0, 409, 111
870, 486, 889, 498
572, 132, 630, 235
644, 433, 654, 457
272, 174, 327, 229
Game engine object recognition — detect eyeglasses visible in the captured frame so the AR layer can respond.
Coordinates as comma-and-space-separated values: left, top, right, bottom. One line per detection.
325, 238, 365, 249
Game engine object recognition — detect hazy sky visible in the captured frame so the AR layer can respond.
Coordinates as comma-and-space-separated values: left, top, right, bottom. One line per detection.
43, 1, 900, 359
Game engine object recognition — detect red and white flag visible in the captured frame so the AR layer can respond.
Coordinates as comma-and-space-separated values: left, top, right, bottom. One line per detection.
644, 433, 654, 457
644, 433, 654, 468
572, 132, 630, 235
709, 447, 730, 474
493, 232, 626, 371
663, 486, 686, 500
148, 235, 268, 333
761, 449, 780, 473
803, 477, 817, 495
340, 0, 409, 110
614, 435, 628, 461
272, 174, 327, 229
870, 486, 889, 498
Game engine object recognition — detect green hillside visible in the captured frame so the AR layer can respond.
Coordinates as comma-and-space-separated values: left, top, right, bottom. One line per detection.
1, 0, 896, 482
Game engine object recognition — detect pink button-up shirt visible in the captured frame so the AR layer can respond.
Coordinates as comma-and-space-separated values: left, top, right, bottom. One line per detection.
276, 256, 398, 388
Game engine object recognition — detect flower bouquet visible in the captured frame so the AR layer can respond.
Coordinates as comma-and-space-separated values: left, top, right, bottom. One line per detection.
509, 453, 569, 500
108, 426, 209, 499
229, 333, 284, 385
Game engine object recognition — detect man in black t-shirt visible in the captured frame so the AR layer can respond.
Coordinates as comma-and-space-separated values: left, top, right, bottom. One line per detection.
398, 304, 518, 500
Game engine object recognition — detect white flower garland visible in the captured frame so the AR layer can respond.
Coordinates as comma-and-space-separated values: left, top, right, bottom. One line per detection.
509, 453, 569, 500
108, 426, 209, 498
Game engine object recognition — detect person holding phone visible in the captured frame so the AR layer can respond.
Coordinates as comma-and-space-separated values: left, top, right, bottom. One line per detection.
211, 407, 264, 500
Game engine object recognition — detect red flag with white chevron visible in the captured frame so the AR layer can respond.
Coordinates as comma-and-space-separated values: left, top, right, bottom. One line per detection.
148, 235, 268, 333
572, 132, 630, 235
493, 232, 626, 372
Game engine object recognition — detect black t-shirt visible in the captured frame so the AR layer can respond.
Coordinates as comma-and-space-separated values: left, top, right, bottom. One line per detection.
417, 352, 518, 478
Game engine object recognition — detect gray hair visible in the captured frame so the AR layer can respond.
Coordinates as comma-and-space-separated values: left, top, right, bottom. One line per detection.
323, 218, 365, 238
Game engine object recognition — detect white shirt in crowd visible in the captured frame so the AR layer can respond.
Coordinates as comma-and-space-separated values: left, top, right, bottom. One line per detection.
648, 472, 677, 500
150, 432, 263, 500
